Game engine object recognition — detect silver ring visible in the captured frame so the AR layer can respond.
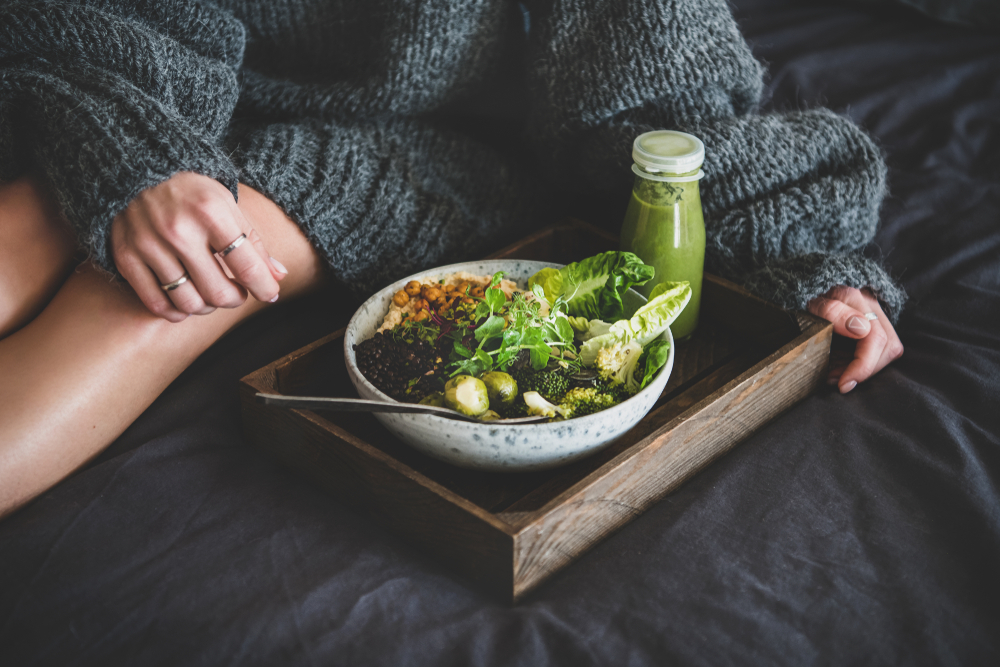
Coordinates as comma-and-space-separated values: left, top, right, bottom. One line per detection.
217, 233, 247, 257
160, 273, 189, 292
864, 312, 878, 321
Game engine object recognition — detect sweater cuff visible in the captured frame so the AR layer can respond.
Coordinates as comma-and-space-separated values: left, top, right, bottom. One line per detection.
12, 67, 239, 274
737, 252, 907, 324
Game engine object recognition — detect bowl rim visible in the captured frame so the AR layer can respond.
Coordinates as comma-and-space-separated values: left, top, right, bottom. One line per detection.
344, 259, 674, 429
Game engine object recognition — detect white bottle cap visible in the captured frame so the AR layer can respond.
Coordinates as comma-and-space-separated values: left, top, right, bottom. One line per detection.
632, 130, 705, 174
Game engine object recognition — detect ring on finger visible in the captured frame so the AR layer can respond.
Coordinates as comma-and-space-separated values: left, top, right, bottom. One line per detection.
864, 312, 878, 321
160, 273, 190, 291
217, 233, 247, 257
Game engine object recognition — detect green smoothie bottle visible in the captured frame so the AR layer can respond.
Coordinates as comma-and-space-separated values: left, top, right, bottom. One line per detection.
620, 130, 706, 340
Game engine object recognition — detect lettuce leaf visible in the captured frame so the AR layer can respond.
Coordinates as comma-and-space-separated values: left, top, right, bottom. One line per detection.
529, 252, 654, 322
636, 339, 671, 390
528, 268, 562, 306
579, 281, 691, 366
568, 317, 613, 341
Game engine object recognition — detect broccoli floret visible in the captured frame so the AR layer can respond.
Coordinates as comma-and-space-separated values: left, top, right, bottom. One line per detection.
511, 366, 569, 402
523, 391, 569, 419
597, 377, 636, 402
594, 340, 643, 393
558, 386, 621, 418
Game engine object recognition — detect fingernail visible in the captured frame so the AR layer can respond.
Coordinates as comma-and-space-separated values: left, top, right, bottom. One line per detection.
269, 294, 280, 303
840, 380, 857, 394
269, 257, 288, 274
846, 316, 869, 335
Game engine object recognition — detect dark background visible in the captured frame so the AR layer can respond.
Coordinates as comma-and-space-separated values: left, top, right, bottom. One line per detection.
2, 0, 998, 664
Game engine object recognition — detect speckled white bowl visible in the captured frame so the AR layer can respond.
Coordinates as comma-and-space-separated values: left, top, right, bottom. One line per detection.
344, 260, 674, 472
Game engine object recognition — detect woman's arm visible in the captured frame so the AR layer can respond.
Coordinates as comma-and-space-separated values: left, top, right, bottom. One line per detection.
521, 0, 906, 387
1, 1, 284, 315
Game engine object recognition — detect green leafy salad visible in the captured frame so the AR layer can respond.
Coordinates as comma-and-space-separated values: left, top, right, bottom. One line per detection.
354, 252, 691, 422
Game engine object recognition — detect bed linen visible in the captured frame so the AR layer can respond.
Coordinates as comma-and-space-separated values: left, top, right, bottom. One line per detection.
1, 0, 998, 664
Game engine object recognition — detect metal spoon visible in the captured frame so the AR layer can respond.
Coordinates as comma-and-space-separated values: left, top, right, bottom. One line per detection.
255, 393, 550, 424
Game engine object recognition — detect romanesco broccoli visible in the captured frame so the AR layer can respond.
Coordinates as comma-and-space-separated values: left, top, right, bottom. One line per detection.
511, 367, 569, 402
558, 387, 621, 418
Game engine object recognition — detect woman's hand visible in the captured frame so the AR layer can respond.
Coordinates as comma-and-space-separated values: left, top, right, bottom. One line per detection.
807, 285, 904, 393
111, 173, 287, 322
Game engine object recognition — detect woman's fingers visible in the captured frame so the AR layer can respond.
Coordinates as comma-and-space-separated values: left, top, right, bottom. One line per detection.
838, 317, 889, 392
807, 293, 872, 340
839, 302, 903, 392
114, 250, 188, 323
245, 223, 287, 282
138, 242, 215, 316
210, 204, 281, 304
170, 226, 247, 311
810, 286, 904, 393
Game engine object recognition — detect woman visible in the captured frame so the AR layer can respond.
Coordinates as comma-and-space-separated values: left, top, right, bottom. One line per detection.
0, 0, 902, 517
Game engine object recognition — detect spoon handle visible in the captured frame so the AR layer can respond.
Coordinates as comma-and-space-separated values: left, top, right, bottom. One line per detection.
255, 393, 481, 422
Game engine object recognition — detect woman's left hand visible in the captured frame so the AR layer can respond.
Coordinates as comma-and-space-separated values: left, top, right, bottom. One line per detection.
807, 285, 904, 393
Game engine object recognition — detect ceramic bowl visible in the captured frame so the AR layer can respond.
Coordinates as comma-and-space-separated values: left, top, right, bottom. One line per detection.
344, 260, 674, 472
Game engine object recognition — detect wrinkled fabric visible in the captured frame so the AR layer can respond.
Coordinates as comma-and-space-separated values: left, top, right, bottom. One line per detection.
1, 0, 998, 664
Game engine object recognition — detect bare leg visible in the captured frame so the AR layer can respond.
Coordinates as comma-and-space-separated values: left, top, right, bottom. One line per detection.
0, 177, 80, 338
0, 183, 326, 518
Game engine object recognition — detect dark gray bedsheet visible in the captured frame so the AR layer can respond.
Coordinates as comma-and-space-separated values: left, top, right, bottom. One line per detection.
2, 1, 998, 664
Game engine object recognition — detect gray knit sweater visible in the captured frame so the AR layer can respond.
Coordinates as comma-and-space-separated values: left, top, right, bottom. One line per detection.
0, 0, 906, 321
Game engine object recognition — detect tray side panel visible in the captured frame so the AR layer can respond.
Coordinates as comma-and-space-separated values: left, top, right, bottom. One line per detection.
511, 322, 832, 600
239, 371, 515, 601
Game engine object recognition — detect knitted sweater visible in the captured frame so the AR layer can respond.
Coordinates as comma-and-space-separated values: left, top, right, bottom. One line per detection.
0, 0, 906, 321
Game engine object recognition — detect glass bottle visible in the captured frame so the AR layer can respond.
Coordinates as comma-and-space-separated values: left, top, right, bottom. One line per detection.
619, 130, 706, 340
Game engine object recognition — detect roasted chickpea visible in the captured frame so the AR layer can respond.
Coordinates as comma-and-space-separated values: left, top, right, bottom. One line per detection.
423, 287, 443, 302
456, 281, 470, 295
437, 302, 451, 316
443, 283, 457, 294
404, 280, 421, 297
393, 290, 410, 307
413, 310, 430, 323
412, 298, 429, 313
470, 286, 485, 298
461, 296, 475, 305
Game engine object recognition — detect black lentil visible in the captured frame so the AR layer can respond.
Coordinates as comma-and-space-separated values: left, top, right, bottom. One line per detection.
354, 332, 447, 402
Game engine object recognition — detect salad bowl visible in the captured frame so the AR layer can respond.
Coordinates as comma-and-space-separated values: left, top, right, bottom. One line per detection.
344, 260, 675, 472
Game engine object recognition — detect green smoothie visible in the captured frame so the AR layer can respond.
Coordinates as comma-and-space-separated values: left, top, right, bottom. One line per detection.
620, 169, 705, 339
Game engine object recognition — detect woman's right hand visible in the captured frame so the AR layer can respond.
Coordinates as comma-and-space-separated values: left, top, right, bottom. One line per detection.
110, 172, 287, 322
807, 285, 904, 393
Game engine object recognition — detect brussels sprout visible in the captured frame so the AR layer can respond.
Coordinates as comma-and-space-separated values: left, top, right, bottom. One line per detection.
481, 371, 518, 409
479, 410, 502, 422
444, 375, 490, 417
419, 392, 445, 407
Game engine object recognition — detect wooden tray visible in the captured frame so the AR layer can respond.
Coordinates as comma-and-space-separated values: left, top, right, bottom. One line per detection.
239, 219, 832, 602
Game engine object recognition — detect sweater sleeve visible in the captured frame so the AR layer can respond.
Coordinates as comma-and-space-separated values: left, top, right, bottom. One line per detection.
522, 0, 906, 322
522, 0, 764, 190
226, 116, 539, 298
0, 0, 245, 273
